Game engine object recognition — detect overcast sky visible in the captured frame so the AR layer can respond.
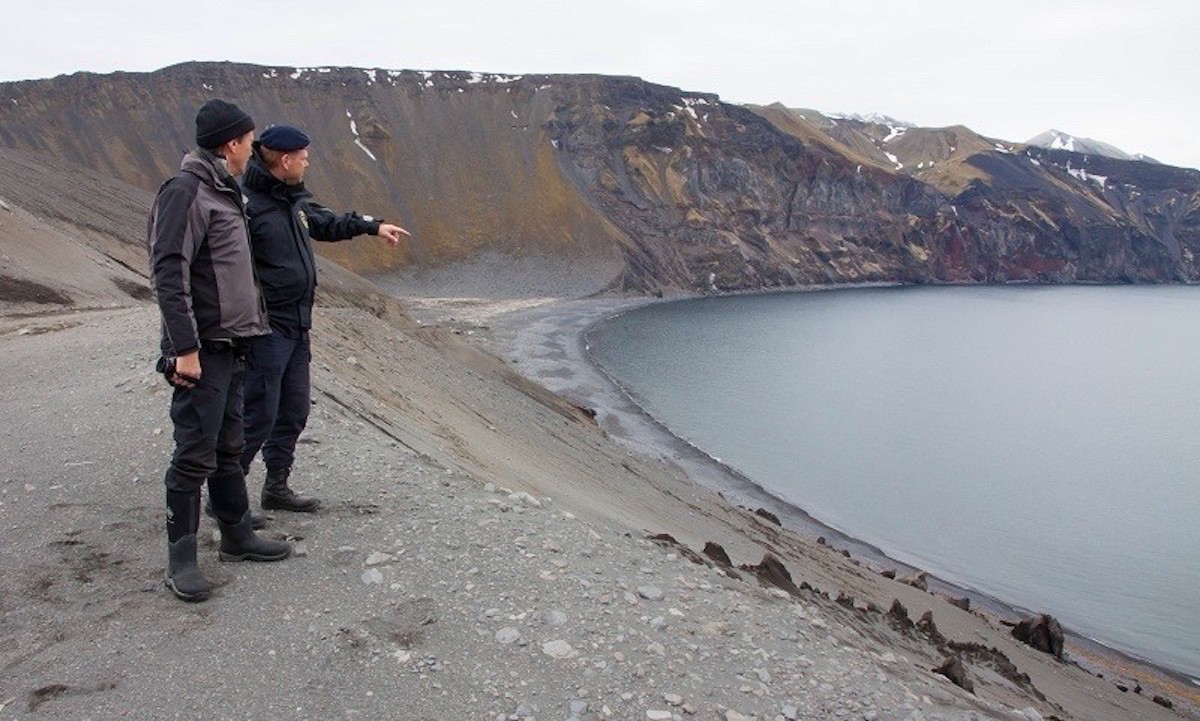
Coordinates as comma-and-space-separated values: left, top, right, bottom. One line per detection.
5, 0, 1197, 168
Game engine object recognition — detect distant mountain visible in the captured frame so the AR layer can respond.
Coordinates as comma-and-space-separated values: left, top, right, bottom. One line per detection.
826, 111, 915, 129
1, 62, 1199, 293
1026, 129, 1149, 163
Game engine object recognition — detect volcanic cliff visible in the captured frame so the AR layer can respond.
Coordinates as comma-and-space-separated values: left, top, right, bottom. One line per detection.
1, 61, 1197, 293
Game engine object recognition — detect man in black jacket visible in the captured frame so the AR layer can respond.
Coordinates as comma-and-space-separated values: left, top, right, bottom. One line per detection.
148, 99, 292, 602
239, 125, 407, 512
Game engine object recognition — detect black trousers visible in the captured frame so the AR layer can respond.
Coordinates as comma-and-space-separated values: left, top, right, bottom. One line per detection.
240, 328, 311, 474
163, 343, 250, 524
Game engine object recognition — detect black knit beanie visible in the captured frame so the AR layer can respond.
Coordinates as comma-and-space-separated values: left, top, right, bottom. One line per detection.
195, 99, 255, 149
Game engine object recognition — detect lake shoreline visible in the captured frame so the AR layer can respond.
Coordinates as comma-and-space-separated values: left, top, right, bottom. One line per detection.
410, 285, 1200, 707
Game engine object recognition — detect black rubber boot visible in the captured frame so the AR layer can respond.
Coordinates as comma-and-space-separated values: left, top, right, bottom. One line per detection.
218, 510, 292, 562
261, 468, 320, 512
165, 489, 211, 602
204, 497, 268, 529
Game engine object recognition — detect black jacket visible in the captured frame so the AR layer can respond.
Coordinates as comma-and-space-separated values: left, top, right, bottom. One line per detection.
147, 150, 269, 355
241, 152, 381, 333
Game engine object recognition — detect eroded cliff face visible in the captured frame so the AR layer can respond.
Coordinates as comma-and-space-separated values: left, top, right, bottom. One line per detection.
1, 62, 1197, 294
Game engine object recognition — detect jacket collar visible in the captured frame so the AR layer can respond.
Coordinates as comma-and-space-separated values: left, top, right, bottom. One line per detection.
181, 148, 241, 196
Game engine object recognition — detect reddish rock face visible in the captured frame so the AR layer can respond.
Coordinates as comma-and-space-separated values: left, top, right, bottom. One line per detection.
1, 62, 1197, 293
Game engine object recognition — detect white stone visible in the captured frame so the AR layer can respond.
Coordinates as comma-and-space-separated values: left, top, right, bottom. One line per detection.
637, 585, 664, 601
364, 551, 393, 566
542, 639, 576, 658
495, 627, 520, 644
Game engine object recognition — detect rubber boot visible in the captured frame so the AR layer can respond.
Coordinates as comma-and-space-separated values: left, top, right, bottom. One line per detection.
218, 510, 292, 562
165, 489, 211, 602
261, 467, 320, 512
204, 496, 268, 529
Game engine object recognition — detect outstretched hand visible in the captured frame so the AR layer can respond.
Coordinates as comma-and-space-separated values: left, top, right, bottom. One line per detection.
376, 223, 410, 247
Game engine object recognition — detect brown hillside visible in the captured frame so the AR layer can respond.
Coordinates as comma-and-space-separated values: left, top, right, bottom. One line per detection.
3, 63, 1200, 291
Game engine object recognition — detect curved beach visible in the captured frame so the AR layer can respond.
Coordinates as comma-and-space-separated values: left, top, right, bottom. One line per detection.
444, 290, 1200, 712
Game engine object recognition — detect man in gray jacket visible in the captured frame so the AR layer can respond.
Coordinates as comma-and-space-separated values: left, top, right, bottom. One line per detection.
147, 99, 292, 602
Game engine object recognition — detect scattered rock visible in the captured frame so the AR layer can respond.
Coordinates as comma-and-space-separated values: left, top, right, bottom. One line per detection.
364, 551, 394, 566
360, 568, 383, 585
495, 627, 520, 644
541, 640, 576, 659
752, 507, 781, 526
916, 611, 946, 644
703, 541, 732, 566
646, 711, 672, 720
1010, 613, 1064, 660
738, 553, 800, 596
887, 600, 914, 631
637, 585, 664, 601
899, 571, 928, 592
880, 569, 897, 579
946, 595, 971, 611
1152, 695, 1173, 709
933, 656, 974, 693
663, 693, 683, 706
536, 609, 567, 627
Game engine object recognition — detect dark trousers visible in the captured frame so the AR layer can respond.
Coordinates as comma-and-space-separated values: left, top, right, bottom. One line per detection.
163, 344, 251, 527
241, 329, 311, 474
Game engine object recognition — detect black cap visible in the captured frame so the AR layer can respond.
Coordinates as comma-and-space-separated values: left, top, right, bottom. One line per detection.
195, 99, 255, 149
258, 125, 311, 152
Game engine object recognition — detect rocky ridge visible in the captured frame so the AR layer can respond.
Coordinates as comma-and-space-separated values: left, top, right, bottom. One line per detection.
1, 63, 1198, 295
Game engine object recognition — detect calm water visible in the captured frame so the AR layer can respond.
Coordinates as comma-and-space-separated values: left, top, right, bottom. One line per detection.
588, 286, 1200, 679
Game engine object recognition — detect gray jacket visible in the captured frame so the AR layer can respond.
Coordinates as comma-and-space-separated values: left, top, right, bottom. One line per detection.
147, 150, 269, 355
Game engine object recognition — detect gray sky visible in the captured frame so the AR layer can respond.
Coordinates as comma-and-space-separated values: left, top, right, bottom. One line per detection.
5, 0, 1198, 168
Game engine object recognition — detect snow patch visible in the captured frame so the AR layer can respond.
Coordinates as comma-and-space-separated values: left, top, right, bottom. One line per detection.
346, 110, 377, 162
673, 104, 698, 120
355, 140, 377, 161
882, 125, 907, 143
1067, 164, 1106, 189
202, 83, 212, 91
362, 69, 375, 84
1050, 132, 1076, 152
829, 111, 914, 128
467, 72, 522, 84
883, 152, 903, 170
994, 143, 1013, 154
